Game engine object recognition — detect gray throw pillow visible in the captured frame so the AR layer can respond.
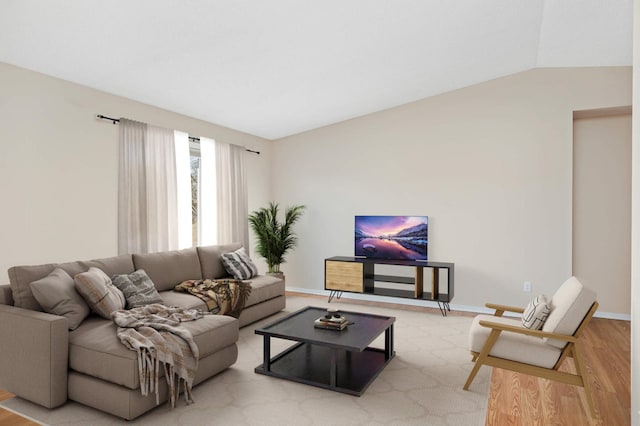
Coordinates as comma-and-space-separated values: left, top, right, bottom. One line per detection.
74, 267, 126, 319
30, 268, 90, 330
111, 269, 163, 308
220, 247, 258, 280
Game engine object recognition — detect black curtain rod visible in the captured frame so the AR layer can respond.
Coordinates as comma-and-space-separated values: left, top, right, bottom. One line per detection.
96, 114, 260, 155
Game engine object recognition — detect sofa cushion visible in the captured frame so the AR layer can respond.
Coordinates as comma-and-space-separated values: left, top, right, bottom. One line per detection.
542, 276, 597, 348
159, 290, 208, 312
111, 270, 163, 308
469, 314, 562, 369
197, 243, 242, 279
74, 268, 126, 319
69, 314, 239, 390
133, 248, 202, 292
30, 268, 90, 330
245, 275, 285, 308
9, 254, 134, 311
220, 247, 258, 280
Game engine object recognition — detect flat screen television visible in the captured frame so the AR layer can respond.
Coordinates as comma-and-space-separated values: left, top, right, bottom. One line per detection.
354, 215, 428, 261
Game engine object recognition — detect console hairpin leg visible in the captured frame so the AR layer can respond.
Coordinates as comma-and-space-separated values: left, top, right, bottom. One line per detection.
436, 301, 450, 317
328, 290, 343, 303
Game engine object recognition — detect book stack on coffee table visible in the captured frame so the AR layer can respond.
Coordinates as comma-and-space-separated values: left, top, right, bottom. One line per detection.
314, 314, 348, 330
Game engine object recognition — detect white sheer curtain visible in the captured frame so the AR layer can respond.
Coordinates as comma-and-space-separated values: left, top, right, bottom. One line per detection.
118, 119, 146, 254
197, 138, 248, 250
118, 119, 189, 254
216, 142, 249, 250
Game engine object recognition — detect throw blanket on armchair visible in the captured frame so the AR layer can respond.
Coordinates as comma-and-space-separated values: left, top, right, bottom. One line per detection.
112, 304, 208, 407
174, 279, 252, 318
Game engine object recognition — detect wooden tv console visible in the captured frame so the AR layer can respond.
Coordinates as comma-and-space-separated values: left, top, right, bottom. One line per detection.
324, 256, 455, 316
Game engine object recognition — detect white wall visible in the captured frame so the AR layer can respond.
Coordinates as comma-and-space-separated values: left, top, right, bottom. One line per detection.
271, 67, 632, 315
0, 62, 272, 281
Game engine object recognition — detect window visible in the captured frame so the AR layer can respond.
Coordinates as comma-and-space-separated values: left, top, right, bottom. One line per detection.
190, 141, 201, 247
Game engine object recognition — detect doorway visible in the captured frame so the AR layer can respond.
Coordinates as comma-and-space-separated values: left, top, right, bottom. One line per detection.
572, 108, 631, 315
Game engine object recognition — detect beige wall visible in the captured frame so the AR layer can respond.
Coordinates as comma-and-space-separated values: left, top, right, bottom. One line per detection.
0, 62, 632, 317
573, 113, 631, 315
631, 0, 639, 423
0, 62, 273, 281
272, 67, 632, 316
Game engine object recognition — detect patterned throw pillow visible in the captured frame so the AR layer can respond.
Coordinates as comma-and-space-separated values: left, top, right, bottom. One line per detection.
522, 294, 551, 330
220, 247, 258, 280
30, 268, 90, 330
74, 267, 126, 319
112, 269, 163, 308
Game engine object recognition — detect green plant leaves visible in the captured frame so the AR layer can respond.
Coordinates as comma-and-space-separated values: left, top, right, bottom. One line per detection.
248, 202, 305, 273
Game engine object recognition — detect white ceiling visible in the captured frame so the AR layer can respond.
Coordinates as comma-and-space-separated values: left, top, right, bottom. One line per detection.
0, 0, 632, 140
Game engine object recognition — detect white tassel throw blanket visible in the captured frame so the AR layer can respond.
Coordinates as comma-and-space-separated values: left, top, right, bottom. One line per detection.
112, 304, 209, 407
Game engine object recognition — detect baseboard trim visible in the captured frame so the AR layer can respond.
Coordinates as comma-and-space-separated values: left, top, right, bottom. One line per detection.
285, 286, 630, 321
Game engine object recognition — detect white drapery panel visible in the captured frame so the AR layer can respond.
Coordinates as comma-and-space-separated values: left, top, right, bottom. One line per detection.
199, 137, 217, 246
118, 119, 146, 254
118, 118, 185, 254
145, 125, 178, 252
216, 141, 249, 251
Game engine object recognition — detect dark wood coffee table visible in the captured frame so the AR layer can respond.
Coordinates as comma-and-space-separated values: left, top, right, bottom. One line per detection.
254, 306, 395, 396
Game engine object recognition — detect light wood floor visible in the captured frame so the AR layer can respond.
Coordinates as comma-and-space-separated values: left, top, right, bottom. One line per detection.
485, 317, 630, 426
0, 294, 630, 425
0, 390, 36, 426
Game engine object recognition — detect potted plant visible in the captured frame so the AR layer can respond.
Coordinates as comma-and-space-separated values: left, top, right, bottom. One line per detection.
248, 202, 305, 277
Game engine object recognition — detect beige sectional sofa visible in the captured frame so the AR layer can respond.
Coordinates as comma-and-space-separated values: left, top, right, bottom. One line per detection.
0, 243, 285, 420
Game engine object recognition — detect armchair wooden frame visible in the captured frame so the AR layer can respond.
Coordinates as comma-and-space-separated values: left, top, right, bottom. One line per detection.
463, 301, 599, 417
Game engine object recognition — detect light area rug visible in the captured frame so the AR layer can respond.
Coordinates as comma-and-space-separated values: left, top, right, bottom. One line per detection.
0, 296, 490, 426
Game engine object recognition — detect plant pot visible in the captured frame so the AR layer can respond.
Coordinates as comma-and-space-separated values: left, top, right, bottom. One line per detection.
266, 271, 285, 281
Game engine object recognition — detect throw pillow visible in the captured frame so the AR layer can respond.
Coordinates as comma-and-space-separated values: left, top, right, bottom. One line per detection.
220, 247, 258, 280
74, 267, 126, 319
522, 294, 551, 330
112, 269, 163, 308
30, 268, 90, 330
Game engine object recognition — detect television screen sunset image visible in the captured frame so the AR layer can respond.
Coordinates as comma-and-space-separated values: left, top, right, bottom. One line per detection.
354, 216, 428, 260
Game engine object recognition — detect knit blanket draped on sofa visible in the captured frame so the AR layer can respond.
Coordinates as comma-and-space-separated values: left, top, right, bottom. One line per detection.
112, 304, 209, 407
174, 279, 252, 318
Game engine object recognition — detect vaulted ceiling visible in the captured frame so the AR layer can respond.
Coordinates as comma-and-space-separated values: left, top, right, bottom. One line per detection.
0, 1, 632, 139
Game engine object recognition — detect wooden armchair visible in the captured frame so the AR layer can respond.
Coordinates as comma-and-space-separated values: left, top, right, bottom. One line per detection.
463, 277, 598, 417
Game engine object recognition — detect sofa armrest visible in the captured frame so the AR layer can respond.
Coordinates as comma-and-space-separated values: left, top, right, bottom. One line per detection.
0, 284, 13, 305
478, 319, 577, 342
0, 304, 69, 408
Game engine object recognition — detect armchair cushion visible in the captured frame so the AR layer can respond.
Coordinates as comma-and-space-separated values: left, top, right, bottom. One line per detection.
542, 276, 597, 348
469, 314, 562, 368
